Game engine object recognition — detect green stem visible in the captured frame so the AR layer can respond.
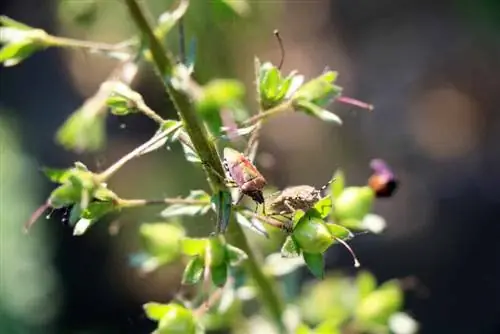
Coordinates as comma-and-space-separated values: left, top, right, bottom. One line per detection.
118, 197, 209, 208
124, 0, 286, 331
243, 100, 293, 125
46, 35, 130, 53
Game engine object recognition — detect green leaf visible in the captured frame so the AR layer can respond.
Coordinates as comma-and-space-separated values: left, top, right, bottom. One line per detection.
196, 79, 245, 136
331, 169, 345, 199
156, 304, 197, 334
208, 236, 228, 267
137, 122, 183, 157
235, 212, 269, 238
143, 302, 172, 321
180, 238, 207, 256
106, 95, 134, 116
260, 66, 281, 100
281, 236, 301, 258
80, 201, 116, 220
325, 223, 353, 240
0, 16, 34, 30
161, 190, 211, 218
226, 244, 248, 265
68, 204, 82, 226
182, 256, 204, 285
315, 320, 341, 334
56, 107, 106, 153
211, 190, 232, 233
93, 186, 118, 202
334, 186, 375, 221
355, 280, 403, 326
216, 0, 250, 16
295, 323, 313, 334
140, 223, 185, 259
265, 252, 305, 277
303, 252, 325, 279
292, 71, 341, 107
41, 167, 72, 183
294, 99, 342, 125
211, 263, 228, 287
313, 196, 333, 219
48, 183, 81, 209
0, 40, 34, 66
356, 271, 377, 301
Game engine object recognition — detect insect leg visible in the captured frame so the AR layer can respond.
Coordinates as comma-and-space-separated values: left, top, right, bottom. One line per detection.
284, 199, 296, 214
201, 161, 238, 188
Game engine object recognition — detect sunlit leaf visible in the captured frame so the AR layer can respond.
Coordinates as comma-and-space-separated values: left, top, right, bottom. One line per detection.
281, 236, 301, 258
182, 256, 204, 285
302, 252, 324, 279
140, 223, 185, 260
143, 302, 172, 321
357, 271, 377, 301
313, 196, 333, 219
235, 212, 269, 238
211, 190, 232, 233
161, 190, 211, 218
294, 99, 342, 125
181, 237, 207, 256
331, 169, 345, 200
325, 223, 353, 240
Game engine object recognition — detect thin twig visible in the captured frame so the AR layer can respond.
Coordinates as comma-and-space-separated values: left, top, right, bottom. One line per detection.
243, 100, 293, 125
118, 197, 209, 208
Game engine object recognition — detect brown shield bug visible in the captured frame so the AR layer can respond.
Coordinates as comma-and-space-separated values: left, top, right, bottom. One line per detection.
267, 179, 333, 217
222, 147, 267, 207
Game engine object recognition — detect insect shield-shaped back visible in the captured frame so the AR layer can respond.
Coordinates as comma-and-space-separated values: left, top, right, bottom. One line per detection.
223, 147, 266, 204
268, 185, 321, 215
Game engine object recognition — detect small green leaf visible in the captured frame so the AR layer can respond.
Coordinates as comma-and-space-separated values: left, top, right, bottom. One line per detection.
80, 201, 116, 220
260, 66, 281, 100
56, 107, 106, 153
294, 100, 342, 125
93, 186, 118, 202
48, 183, 81, 208
357, 271, 377, 300
0, 39, 43, 67
295, 323, 313, 334
303, 252, 325, 279
313, 196, 333, 219
292, 71, 341, 107
182, 256, 204, 285
281, 236, 301, 258
216, 0, 250, 16
0, 16, 34, 30
143, 302, 172, 321
157, 304, 197, 334
106, 95, 134, 116
226, 244, 248, 265
211, 263, 228, 287
325, 223, 353, 240
42, 167, 71, 183
331, 169, 345, 199
140, 223, 185, 259
180, 238, 207, 256
208, 235, 228, 267
235, 212, 269, 238
73, 218, 93, 236
265, 252, 305, 277
355, 280, 403, 326
68, 204, 82, 226
211, 190, 232, 233
315, 320, 341, 334
161, 190, 211, 218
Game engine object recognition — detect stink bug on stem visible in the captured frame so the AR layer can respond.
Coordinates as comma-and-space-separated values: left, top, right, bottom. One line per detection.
267, 178, 334, 217
218, 147, 267, 211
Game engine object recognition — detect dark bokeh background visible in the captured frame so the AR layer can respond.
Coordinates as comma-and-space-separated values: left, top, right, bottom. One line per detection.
2, 0, 500, 333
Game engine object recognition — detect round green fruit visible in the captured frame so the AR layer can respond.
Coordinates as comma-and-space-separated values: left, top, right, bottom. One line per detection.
334, 186, 375, 221
293, 217, 333, 254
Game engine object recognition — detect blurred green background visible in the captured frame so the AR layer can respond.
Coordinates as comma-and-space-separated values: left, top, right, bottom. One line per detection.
2, 0, 500, 333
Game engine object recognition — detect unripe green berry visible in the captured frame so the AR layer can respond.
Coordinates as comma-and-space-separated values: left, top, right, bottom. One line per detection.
334, 186, 375, 221
157, 304, 196, 334
293, 217, 333, 254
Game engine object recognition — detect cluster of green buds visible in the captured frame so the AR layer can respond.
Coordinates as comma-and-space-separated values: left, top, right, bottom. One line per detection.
297, 271, 418, 334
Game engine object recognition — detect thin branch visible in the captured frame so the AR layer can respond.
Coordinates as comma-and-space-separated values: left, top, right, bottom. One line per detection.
118, 197, 209, 208
243, 100, 293, 125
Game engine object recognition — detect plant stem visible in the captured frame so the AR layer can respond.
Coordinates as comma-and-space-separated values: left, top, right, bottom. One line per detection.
46, 35, 130, 53
243, 100, 293, 125
135, 100, 165, 125
118, 197, 209, 208
124, 0, 286, 331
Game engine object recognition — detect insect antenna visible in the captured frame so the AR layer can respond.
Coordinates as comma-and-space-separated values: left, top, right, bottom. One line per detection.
273, 29, 285, 70
318, 177, 335, 194
333, 236, 361, 268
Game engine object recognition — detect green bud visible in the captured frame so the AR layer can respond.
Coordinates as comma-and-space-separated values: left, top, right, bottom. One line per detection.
157, 304, 197, 334
293, 217, 333, 254
334, 186, 375, 221
355, 281, 403, 326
